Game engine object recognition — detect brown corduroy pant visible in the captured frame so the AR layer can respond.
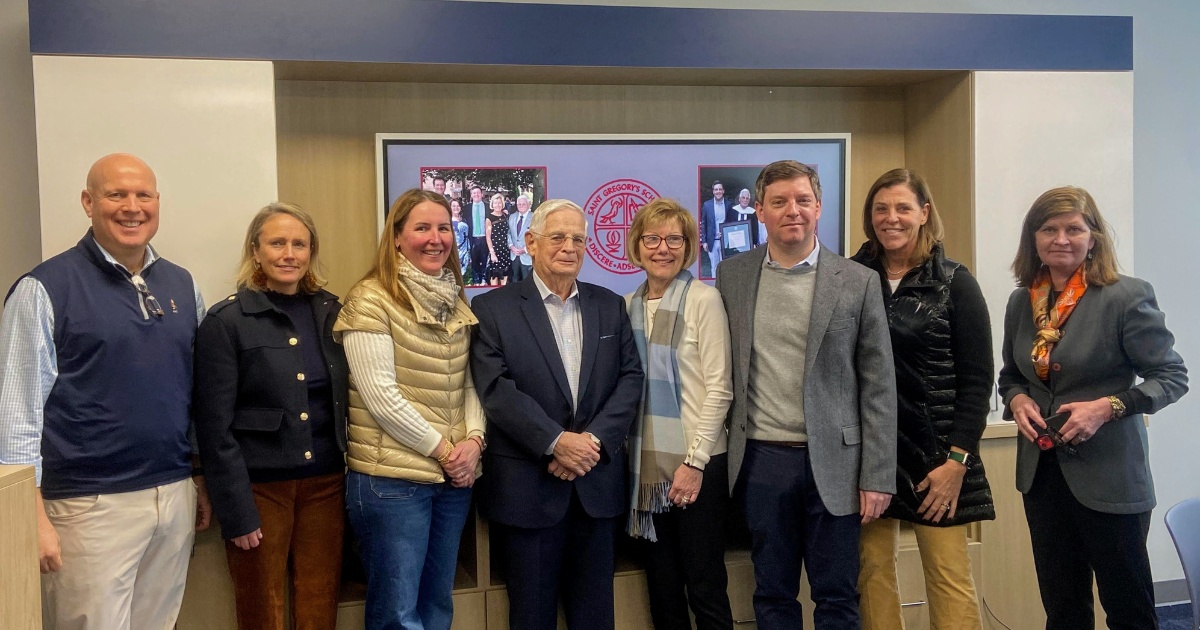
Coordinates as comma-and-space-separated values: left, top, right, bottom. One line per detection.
224, 472, 346, 630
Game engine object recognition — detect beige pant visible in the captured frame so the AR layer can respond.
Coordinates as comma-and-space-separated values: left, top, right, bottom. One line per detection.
41, 478, 197, 630
859, 518, 982, 630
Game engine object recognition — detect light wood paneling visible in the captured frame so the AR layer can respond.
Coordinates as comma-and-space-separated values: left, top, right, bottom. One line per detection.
178, 527, 238, 630
275, 80, 906, 297
274, 61, 955, 88
978, 432, 1104, 630
979, 433, 1041, 629
0, 465, 39, 630
904, 72, 975, 270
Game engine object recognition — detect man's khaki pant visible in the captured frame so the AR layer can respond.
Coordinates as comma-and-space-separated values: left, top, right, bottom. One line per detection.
41, 478, 197, 630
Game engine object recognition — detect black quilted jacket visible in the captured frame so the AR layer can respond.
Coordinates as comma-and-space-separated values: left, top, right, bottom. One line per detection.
851, 242, 995, 526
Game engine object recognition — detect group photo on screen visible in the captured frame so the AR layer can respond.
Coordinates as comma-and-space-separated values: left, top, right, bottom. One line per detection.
419, 167, 548, 287
696, 165, 768, 278
382, 135, 848, 296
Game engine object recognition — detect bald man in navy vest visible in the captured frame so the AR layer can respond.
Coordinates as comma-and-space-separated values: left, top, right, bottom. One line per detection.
0, 154, 212, 629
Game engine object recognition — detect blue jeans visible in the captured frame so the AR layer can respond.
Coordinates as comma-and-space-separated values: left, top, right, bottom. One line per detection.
346, 471, 473, 630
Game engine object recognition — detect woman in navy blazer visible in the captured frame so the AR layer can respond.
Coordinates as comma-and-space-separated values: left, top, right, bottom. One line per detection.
999, 186, 1187, 630
194, 203, 349, 630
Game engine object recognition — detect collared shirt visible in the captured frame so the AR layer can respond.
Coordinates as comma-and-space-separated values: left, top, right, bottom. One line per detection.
764, 238, 821, 270
532, 271, 582, 408
0, 240, 205, 485
713, 198, 727, 239
531, 271, 583, 455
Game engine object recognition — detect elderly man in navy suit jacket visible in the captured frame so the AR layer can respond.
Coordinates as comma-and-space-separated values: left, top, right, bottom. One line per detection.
471, 198, 643, 630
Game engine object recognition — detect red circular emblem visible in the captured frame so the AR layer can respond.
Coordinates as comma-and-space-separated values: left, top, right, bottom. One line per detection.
583, 178, 661, 274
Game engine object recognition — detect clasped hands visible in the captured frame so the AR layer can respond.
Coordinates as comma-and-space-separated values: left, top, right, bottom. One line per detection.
1009, 393, 1112, 446
547, 431, 600, 482
439, 438, 482, 489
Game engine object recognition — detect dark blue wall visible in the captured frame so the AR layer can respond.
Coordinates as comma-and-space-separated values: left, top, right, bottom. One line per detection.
28, 1, 1131, 71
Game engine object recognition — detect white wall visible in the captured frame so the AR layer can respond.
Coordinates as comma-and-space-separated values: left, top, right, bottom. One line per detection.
0, 0, 41, 295
972, 70, 1135, 416
31, 56, 279, 305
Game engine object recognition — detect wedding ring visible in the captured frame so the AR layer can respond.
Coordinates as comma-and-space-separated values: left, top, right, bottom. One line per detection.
682, 496, 690, 504
560, 473, 569, 480
941, 502, 950, 510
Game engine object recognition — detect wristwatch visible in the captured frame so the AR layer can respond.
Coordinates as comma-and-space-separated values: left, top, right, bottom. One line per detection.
946, 451, 971, 467
1107, 395, 1127, 420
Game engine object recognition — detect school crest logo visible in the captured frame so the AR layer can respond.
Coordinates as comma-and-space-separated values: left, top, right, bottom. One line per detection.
583, 178, 661, 274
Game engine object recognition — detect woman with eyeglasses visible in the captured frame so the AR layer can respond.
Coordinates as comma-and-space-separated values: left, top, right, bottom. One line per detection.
335, 189, 483, 630
999, 186, 1187, 629
623, 198, 735, 630
193, 202, 349, 629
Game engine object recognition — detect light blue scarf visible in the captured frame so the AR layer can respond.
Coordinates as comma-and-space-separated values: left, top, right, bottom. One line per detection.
626, 270, 692, 541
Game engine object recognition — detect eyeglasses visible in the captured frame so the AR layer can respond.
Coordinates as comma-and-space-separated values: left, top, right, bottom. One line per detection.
529, 231, 587, 247
131, 275, 165, 318
640, 235, 686, 250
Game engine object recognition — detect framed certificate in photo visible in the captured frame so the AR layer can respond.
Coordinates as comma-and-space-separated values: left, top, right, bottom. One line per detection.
721, 220, 755, 258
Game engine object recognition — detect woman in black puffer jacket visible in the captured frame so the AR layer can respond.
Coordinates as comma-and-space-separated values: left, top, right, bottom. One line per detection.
851, 169, 995, 630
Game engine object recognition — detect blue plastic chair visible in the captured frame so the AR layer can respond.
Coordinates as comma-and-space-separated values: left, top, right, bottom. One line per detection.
1165, 497, 1200, 630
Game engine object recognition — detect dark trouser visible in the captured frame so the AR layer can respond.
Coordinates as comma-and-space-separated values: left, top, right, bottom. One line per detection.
224, 472, 345, 630
511, 262, 533, 283
737, 440, 862, 630
1023, 451, 1157, 630
639, 453, 733, 630
470, 238, 488, 284
496, 493, 617, 630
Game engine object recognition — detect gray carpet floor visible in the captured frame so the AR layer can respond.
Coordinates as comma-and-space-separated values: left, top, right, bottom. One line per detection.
1159, 602, 1194, 630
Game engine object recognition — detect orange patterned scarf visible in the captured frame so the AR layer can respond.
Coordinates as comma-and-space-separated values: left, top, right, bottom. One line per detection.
1029, 265, 1088, 380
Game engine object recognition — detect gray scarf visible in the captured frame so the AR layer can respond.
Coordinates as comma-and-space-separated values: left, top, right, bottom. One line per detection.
396, 256, 461, 325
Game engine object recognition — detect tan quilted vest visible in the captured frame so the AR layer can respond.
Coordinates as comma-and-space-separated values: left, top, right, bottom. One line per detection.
333, 277, 477, 483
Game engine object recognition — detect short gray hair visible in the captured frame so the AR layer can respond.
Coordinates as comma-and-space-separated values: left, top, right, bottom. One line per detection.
529, 199, 587, 233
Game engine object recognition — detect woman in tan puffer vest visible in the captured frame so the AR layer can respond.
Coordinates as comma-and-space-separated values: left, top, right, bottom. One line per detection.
335, 189, 484, 630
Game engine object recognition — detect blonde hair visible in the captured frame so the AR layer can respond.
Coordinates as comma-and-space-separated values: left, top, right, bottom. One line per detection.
1012, 186, 1119, 287
625, 198, 699, 271
236, 202, 327, 293
861, 169, 945, 264
360, 189, 464, 311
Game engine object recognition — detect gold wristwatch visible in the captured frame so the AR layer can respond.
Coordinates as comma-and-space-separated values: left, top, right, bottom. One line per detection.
1107, 395, 1127, 420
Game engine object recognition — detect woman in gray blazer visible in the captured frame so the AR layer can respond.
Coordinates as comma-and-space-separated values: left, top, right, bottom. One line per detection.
999, 186, 1188, 630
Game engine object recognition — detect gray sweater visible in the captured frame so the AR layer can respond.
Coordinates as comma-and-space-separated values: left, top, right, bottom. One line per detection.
747, 262, 817, 442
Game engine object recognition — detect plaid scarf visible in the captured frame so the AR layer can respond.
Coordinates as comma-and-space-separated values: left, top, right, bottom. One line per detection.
626, 270, 693, 541
1029, 265, 1088, 380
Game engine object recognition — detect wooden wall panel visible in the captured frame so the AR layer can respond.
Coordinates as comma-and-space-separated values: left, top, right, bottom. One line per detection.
275, 80, 906, 296
0, 465, 39, 630
904, 72, 975, 270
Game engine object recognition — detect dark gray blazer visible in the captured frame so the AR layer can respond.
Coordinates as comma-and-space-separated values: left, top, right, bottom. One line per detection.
716, 245, 897, 516
998, 275, 1188, 514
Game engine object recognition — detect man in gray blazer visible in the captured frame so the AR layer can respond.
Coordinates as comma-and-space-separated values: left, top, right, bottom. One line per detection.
716, 160, 897, 629
508, 193, 534, 282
